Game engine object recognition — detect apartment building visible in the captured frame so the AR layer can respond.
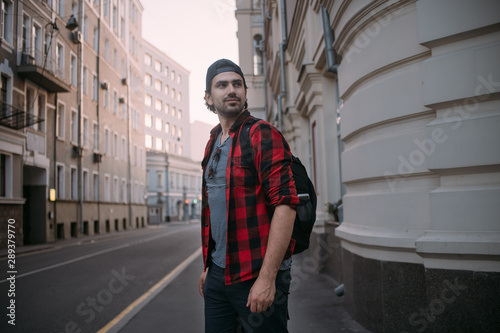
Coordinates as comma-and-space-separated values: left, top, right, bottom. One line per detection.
143, 40, 202, 222
236, 0, 500, 331
0, 0, 147, 247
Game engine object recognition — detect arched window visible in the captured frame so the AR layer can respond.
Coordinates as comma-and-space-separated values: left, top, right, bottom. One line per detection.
253, 34, 264, 76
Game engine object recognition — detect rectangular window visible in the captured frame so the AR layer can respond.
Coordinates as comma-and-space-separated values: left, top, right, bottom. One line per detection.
144, 74, 152, 86
145, 114, 152, 127
22, 14, 30, 53
70, 167, 77, 200
155, 80, 161, 91
83, 67, 88, 95
113, 91, 118, 114
93, 123, 99, 150
70, 54, 77, 86
92, 73, 98, 101
93, 27, 98, 50
156, 137, 163, 151
105, 129, 110, 155
93, 173, 99, 201
145, 94, 152, 107
83, 170, 89, 201
56, 164, 65, 199
1, 0, 13, 45
104, 174, 110, 202
155, 118, 162, 131
70, 110, 78, 143
56, 43, 64, 77
122, 137, 126, 161
155, 99, 162, 111
58, 0, 64, 17
155, 60, 161, 72
122, 179, 127, 203
113, 177, 119, 202
145, 135, 152, 149
83, 117, 89, 147
105, 40, 110, 61
113, 133, 118, 158
56, 102, 65, 139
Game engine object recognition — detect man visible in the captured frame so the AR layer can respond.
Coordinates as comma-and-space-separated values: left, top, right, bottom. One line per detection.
198, 59, 299, 332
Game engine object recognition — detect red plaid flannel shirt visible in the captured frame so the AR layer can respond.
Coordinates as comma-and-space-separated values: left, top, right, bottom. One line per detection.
201, 111, 299, 285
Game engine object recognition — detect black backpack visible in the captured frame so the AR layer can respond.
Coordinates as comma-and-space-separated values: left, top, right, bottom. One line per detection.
239, 118, 317, 254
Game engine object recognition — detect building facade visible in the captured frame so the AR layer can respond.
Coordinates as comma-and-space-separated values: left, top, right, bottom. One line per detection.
0, 0, 147, 248
236, 0, 500, 332
142, 40, 202, 222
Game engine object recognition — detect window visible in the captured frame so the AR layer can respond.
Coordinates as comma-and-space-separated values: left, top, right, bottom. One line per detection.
156, 137, 163, 151
104, 128, 110, 155
93, 173, 99, 201
155, 99, 162, 111
1, 0, 14, 45
164, 66, 169, 77
155, 80, 162, 91
104, 88, 109, 108
171, 70, 175, 81
113, 5, 117, 31
171, 88, 175, 99
83, 117, 89, 147
155, 118, 162, 131
56, 102, 65, 139
178, 92, 182, 102
71, 1, 77, 16
122, 179, 127, 203
56, 164, 65, 199
144, 53, 152, 66
178, 109, 182, 119
113, 91, 118, 114
70, 110, 78, 143
144, 74, 152, 86
83, 170, 89, 201
145, 114, 152, 127
104, 175, 110, 202
145, 94, 152, 107
56, 43, 64, 77
165, 104, 169, 114
22, 14, 30, 53
113, 177, 119, 202
165, 141, 170, 153
33, 23, 42, 62
253, 34, 264, 75
164, 85, 169, 96
122, 137, 126, 160
57, 0, 64, 17
165, 122, 170, 134
145, 135, 152, 149
172, 125, 176, 136
93, 123, 99, 150
113, 133, 118, 158
178, 127, 182, 138
154, 60, 161, 72
70, 167, 77, 200
134, 145, 138, 166
103, 0, 109, 18
179, 145, 183, 156
70, 54, 77, 86
83, 67, 88, 95
93, 27, 98, 50
83, 16, 88, 42
157, 172, 163, 189
0, 154, 12, 197
92, 73, 98, 101
177, 74, 181, 84
172, 107, 176, 118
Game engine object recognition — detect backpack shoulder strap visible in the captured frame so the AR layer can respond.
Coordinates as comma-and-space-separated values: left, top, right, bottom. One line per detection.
239, 117, 260, 174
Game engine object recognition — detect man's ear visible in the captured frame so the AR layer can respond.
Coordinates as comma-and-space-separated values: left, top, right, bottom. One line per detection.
205, 92, 213, 106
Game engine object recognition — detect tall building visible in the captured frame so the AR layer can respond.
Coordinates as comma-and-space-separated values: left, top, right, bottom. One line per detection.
0, 0, 147, 247
142, 40, 202, 222
236, 0, 500, 331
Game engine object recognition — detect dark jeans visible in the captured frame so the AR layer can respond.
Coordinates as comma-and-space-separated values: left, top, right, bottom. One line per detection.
203, 263, 291, 333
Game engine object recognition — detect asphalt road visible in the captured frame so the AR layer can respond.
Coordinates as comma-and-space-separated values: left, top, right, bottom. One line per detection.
0, 223, 201, 333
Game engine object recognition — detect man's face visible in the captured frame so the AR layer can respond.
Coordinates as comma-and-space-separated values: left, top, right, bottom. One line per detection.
205, 72, 247, 118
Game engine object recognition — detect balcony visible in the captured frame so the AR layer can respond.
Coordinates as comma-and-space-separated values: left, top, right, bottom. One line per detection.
0, 101, 44, 130
17, 50, 70, 93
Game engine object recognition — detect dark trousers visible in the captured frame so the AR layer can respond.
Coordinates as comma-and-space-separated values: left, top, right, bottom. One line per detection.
203, 263, 291, 333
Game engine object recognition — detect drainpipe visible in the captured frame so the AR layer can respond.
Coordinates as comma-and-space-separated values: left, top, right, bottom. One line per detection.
277, 0, 288, 132
321, 6, 338, 73
77, 0, 84, 235
260, 2, 269, 120
53, 93, 57, 241
126, 55, 133, 228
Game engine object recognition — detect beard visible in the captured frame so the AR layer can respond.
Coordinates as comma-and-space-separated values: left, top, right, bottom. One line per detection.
214, 95, 246, 118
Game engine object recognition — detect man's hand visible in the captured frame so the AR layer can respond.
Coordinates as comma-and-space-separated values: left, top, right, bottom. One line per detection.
246, 276, 276, 313
199, 269, 208, 298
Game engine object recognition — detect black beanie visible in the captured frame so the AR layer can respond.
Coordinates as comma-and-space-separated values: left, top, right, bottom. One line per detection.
205, 59, 247, 93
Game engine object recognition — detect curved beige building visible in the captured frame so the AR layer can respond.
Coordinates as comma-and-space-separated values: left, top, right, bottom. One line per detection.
236, 0, 500, 331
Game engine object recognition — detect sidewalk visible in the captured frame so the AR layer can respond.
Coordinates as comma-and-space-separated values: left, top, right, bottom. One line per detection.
119, 250, 371, 333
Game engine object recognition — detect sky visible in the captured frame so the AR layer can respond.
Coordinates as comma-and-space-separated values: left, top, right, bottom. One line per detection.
139, 0, 239, 126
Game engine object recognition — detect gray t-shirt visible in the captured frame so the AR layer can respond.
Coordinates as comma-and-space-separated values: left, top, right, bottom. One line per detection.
205, 133, 231, 268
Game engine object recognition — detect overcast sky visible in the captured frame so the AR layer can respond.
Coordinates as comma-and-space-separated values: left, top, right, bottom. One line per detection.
140, 0, 239, 126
